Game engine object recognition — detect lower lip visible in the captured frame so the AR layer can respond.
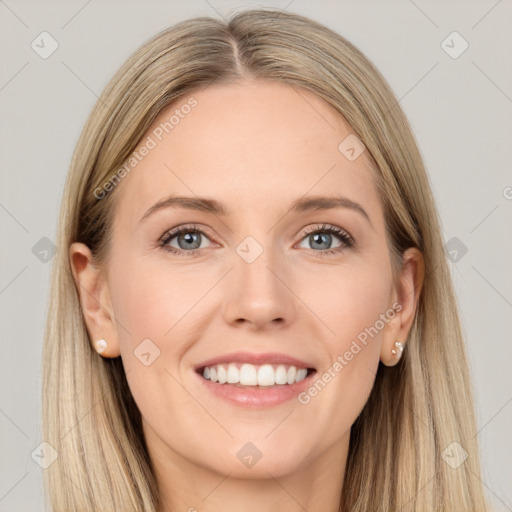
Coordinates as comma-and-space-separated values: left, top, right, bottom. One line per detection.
195, 370, 317, 408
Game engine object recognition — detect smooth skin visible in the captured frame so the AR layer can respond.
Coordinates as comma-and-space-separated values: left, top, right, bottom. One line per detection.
71, 80, 424, 512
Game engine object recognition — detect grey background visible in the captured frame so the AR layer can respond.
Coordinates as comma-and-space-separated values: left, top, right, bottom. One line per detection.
1, 0, 511, 510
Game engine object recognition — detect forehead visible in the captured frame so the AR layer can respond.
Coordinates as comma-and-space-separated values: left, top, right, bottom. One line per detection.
113, 80, 382, 227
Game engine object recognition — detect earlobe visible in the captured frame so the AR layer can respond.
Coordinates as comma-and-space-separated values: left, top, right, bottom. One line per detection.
69, 242, 120, 358
381, 247, 424, 366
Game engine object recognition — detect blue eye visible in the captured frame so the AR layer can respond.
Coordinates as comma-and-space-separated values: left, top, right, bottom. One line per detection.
298, 224, 354, 256
159, 224, 212, 256
159, 223, 354, 257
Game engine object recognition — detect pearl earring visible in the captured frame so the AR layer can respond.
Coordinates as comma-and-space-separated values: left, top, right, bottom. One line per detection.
95, 338, 108, 354
391, 341, 403, 358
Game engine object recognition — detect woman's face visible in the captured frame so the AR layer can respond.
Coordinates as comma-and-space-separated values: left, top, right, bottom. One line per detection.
74, 80, 421, 482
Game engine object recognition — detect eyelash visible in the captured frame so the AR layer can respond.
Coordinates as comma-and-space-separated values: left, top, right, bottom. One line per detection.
158, 223, 354, 258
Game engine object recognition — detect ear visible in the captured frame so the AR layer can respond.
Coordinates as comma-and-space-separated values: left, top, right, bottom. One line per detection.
381, 247, 424, 366
69, 242, 120, 358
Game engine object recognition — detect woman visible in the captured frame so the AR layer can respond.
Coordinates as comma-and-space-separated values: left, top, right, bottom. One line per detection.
42, 8, 489, 511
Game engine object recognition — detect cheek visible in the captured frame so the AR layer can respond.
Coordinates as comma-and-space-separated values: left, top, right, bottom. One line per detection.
107, 258, 198, 419
108, 257, 198, 344
299, 264, 391, 429
307, 262, 392, 349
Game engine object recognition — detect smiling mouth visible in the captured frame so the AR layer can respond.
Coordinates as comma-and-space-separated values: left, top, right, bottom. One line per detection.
196, 363, 317, 388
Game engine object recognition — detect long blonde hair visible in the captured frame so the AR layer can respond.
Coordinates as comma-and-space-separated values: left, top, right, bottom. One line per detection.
42, 8, 489, 511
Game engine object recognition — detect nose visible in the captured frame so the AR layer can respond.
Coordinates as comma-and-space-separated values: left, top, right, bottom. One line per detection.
222, 246, 297, 331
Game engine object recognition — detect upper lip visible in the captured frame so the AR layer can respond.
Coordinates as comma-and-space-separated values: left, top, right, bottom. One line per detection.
194, 351, 317, 372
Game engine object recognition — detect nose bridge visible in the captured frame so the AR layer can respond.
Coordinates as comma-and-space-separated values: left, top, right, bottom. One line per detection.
235, 232, 285, 296
222, 230, 296, 328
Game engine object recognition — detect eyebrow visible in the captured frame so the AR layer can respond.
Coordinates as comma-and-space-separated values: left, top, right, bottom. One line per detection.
140, 194, 372, 226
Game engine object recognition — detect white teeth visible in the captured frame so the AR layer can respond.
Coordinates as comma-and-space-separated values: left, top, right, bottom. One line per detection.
257, 364, 274, 386
275, 365, 288, 385
201, 363, 311, 386
287, 366, 297, 385
296, 368, 307, 382
240, 363, 258, 385
227, 363, 239, 383
217, 365, 227, 384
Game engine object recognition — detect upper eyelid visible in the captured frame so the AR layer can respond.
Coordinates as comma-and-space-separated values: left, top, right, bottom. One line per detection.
301, 223, 351, 238
160, 224, 216, 243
